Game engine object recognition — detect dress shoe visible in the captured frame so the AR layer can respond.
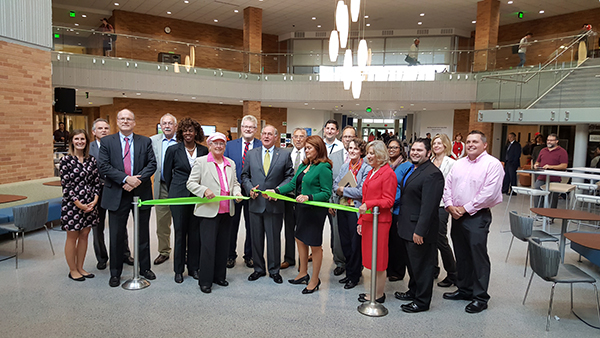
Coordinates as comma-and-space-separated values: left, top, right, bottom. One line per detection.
140, 269, 156, 280
333, 267, 345, 276
124, 256, 134, 266
388, 275, 403, 282
174, 273, 184, 283
109, 276, 120, 287
339, 276, 350, 284
96, 261, 107, 270
465, 300, 488, 313
214, 280, 229, 287
200, 285, 212, 294
302, 279, 321, 294
189, 270, 200, 280
344, 280, 358, 289
437, 276, 455, 288
248, 271, 266, 281
68, 273, 85, 282
443, 290, 473, 301
226, 258, 235, 268
270, 273, 283, 284
359, 293, 385, 303
308, 253, 313, 262
154, 254, 169, 265
394, 291, 415, 301
433, 266, 440, 279
401, 302, 429, 313
81, 272, 95, 279
281, 261, 294, 269
288, 274, 310, 285
244, 258, 254, 268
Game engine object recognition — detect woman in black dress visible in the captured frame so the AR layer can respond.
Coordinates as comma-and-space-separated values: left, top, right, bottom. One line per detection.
60, 129, 100, 281
163, 118, 208, 283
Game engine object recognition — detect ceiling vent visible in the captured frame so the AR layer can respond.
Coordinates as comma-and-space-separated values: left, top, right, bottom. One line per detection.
315, 31, 327, 37
381, 30, 394, 36
416, 29, 429, 35
441, 28, 454, 34
294, 31, 305, 38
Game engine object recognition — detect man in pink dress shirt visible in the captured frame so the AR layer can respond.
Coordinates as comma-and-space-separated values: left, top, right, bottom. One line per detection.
442, 130, 504, 314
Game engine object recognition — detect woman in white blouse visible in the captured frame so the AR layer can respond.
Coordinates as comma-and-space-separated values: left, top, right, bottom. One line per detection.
430, 133, 457, 288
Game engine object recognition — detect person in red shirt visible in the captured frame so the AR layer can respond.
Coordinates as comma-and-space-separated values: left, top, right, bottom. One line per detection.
533, 133, 568, 209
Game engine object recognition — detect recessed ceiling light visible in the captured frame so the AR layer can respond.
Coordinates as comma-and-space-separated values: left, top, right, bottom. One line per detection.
136, 93, 141, 95
114, 2, 119, 5
507, 1, 513, 3
214, 19, 218, 22
410, 103, 414, 106
317, 25, 321, 28
74, 23, 79, 26
420, 13, 425, 16
312, 17, 316, 20
364, 15, 369, 18
174, 99, 178, 101
219, 102, 223, 104
82, 14, 87, 18
167, 11, 172, 14
418, 22, 422, 25
304, 102, 308, 105
184, 0, 189, 3
356, 103, 360, 106
366, 23, 370, 26
192, 97, 196, 99
472, 20, 476, 24
234, 9, 239, 13
539, 10, 544, 14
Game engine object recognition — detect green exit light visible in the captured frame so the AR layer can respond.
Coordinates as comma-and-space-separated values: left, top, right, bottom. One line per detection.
518, 11, 524, 19
69, 11, 76, 18
54, 33, 60, 38
366, 107, 372, 113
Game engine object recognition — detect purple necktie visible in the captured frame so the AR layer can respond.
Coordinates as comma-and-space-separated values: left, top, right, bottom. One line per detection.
123, 137, 131, 176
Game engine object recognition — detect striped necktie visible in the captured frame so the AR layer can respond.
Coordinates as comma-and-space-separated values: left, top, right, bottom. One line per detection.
242, 141, 250, 167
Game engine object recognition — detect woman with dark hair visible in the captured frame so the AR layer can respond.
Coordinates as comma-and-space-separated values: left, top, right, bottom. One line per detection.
60, 129, 100, 281
276, 135, 333, 294
100, 18, 115, 57
163, 117, 208, 283
451, 133, 465, 160
387, 138, 406, 170
333, 138, 371, 289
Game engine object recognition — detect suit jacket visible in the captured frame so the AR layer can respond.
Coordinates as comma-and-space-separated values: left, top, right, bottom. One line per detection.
241, 147, 294, 214
151, 134, 177, 198
97, 133, 157, 211
332, 160, 371, 208
163, 142, 209, 198
223, 137, 262, 193
357, 165, 397, 224
504, 141, 522, 166
328, 148, 344, 204
186, 155, 241, 218
398, 160, 444, 243
278, 161, 333, 202
89, 140, 105, 184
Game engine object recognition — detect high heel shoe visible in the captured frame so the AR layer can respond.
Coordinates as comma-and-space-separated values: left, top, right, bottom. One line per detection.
302, 279, 321, 294
358, 293, 386, 304
288, 274, 310, 285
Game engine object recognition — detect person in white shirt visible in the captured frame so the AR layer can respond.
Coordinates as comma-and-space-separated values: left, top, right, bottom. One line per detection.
406, 38, 420, 66
518, 32, 533, 67
323, 119, 344, 155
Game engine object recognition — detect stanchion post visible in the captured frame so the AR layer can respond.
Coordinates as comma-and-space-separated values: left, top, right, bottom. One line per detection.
122, 196, 150, 290
358, 206, 388, 317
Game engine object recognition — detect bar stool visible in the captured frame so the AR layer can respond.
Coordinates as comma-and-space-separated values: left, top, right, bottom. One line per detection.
572, 194, 600, 230
572, 182, 598, 197
540, 183, 576, 209
501, 186, 550, 233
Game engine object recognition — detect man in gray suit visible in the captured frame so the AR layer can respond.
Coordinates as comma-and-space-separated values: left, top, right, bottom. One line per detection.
241, 125, 294, 284
150, 114, 178, 265
89, 118, 132, 270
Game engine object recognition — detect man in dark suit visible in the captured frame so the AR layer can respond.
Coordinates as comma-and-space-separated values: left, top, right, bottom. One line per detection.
89, 118, 133, 270
241, 124, 294, 284
502, 132, 521, 195
224, 114, 261, 269
97, 109, 157, 287
395, 138, 445, 313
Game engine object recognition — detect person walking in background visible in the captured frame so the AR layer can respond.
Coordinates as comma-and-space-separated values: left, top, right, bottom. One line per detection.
502, 132, 522, 196
517, 32, 533, 67
406, 38, 420, 66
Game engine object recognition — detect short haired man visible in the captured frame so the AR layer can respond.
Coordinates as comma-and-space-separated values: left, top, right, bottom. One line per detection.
518, 32, 533, 67
502, 132, 522, 196
98, 109, 157, 287
282, 128, 307, 269
241, 125, 294, 284
150, 113, 178, 265
406, 38, 420, 66
443, 130, 504, 313
533, 133, 568, 209
224, 114, 262, 269
395, 138, 444, 313
323, 119, 344, 155
54, 121, 69, 143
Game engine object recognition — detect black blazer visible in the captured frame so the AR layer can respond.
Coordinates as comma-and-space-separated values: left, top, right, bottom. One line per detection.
163, 142, 209, 198
398, 160, 445, 243
504, 141, 522, 166
97, 133, 157, 211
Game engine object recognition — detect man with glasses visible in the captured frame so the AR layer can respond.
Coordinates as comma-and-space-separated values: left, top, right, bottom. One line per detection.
224, 115, 261, 269
282, 128, 307, 269
150, 114, 178, 266
533, 133, 568, 209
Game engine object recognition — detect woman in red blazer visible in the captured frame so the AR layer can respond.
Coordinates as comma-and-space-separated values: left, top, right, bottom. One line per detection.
358, 140, 397, 304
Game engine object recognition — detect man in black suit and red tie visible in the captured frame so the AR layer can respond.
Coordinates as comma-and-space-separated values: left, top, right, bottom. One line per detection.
97, 109, 157, 287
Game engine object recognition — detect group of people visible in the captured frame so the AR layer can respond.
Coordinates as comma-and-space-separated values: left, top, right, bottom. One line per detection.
59, 111, 505, 314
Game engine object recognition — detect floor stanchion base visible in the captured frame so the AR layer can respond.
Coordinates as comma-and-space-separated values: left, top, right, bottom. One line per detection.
357, 302, 388, 317
122, 277, 150, 290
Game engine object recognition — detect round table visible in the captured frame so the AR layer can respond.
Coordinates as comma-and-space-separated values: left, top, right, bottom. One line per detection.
0, 194, 27, 204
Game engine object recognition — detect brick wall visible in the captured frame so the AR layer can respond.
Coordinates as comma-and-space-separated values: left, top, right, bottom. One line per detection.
0, 41, 54, 184
452, 109, 470, 140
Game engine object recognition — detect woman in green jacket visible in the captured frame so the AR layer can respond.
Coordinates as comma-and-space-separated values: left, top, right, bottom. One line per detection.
275, 135, 333, 294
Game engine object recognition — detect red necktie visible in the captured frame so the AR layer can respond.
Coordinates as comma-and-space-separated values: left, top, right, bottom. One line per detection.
123, 137, 131, 176
242, 142, 249, 167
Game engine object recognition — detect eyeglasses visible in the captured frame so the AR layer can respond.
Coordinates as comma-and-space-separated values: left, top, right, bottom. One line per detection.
161, 121, 175, 126
342, 135, 355, 139
241, 125, 256, 130
118, 118, 134, 122
388, 146, 400, 150
292, 135, 306, 139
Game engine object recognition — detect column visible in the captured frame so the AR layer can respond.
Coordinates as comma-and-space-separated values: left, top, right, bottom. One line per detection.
469, 102, 495, 151
244, 7, 263, 74
243, 100, 261, 123
473, 0, 500, 72
572, 124, 589, 183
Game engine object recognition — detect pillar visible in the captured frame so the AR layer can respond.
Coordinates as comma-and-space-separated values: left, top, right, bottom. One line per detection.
243, 7, 262, 74
243, 100, 261, 124
469, 102, 495, 152
473, 0, 500, 72
572, 124, 589, 183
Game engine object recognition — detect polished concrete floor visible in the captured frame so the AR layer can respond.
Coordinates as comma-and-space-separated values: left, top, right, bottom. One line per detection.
0, 197, 599, 337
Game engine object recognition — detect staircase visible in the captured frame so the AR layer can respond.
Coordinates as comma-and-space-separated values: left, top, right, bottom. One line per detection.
532, 57, 600, 109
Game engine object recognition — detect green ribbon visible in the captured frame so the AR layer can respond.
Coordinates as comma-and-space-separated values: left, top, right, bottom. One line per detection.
256, 189, 371, 214
138, 195, 249, 207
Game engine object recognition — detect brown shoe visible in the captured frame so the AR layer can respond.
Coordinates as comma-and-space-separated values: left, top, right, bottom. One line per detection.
281, 261, 295, 269
154, 254, 169, 265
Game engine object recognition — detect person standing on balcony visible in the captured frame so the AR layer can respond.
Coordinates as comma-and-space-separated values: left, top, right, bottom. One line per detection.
100, 18, 115, 57
517, 33, 533, 67
406, 39, 420, 66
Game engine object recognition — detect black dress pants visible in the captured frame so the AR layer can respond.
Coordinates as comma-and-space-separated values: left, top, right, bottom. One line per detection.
171, 204, 201, 274
199, 213, 231, 287
337, 210, 362, 283
451, 208, 492, 303
404, 240, 436, 308
93, 189, 131, 264
387, 214, 407, 279
283, 200, 296, 265
108, 191, 151, 278
435, 207, 457, 280
502, 163, 518, 193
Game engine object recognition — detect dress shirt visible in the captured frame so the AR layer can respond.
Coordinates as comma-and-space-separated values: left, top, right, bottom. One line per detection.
324, 138, 344, 154
262, 145, 275, 166
290, 147, 306, 170
161, 135, 177, 180
119, 131, 134, 181
207, 152, 232, 214
186, 147, 197, 168
443, 151, 504, 215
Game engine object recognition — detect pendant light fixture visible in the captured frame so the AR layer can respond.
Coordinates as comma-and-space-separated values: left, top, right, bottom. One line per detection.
351, 0, 360, 22
329, 30, 340, 62
336, 1, 349, 49
357, 39, 368, 68
343, 49, 352, 90
351, 69, 362, 99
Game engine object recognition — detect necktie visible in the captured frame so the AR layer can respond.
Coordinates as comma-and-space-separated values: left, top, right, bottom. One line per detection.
294, 151, 301, 171
123, 137, 131, 176
242, 142, 250, 167
344, 150, 350, 164
329, 143, 336, 155
263, 149, 271, 175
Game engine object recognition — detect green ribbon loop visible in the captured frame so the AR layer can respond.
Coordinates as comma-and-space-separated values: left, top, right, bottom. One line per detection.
256, 190, 371, 214
138, 195, 249, 207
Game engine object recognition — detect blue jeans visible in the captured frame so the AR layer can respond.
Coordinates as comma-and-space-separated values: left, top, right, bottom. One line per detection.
518, 53, 526, 67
